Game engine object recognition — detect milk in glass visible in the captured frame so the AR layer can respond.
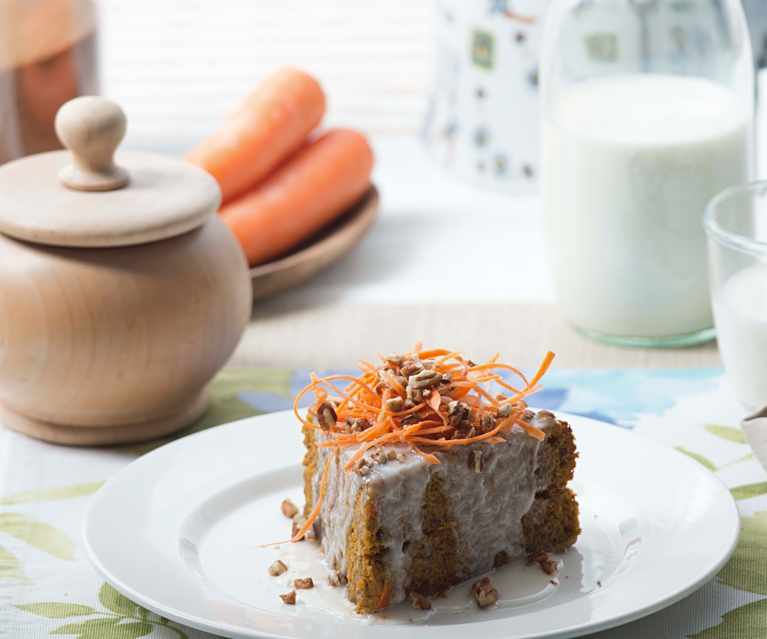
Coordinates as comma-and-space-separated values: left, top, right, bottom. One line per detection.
714, 265, 767, 409
543, 74, 750, 339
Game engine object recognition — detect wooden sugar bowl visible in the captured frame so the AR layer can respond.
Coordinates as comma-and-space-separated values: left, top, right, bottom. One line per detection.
0, 97, 252, 445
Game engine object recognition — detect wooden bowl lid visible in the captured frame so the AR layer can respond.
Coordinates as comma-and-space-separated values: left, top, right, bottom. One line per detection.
0, 96, 220, 248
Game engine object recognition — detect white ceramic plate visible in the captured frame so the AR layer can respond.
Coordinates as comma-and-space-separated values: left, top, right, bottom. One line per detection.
83, 410, 739, 639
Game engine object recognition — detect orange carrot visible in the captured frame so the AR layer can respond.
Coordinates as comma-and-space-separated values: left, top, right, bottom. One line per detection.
291, 456, 331, 542
187, 67, 326, 204
220, 128, 374, 266
294, 348, 555, 475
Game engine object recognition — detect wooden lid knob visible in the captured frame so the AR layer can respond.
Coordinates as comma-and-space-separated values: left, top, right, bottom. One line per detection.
55, 96, 130, 192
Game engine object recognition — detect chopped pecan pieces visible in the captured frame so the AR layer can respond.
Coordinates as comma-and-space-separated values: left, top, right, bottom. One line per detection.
447, 400, 471, 427
409, 591, 432, 610
280, 590, 296, 605
411, 369, 440, 389
316, 401, 337, 430
294, 577, 314, 590
384, 396, 404, 412
406, 384, 422, 403
400, 360, 423, 377
384, 354, 404, 367
268, 560, 288, 576
471, 577, 498, 609
370, 450, 389, 465
528, 551, 558, 576
328, 570, 347, 587
480, 413, 496, 433
280, 499, 298, 519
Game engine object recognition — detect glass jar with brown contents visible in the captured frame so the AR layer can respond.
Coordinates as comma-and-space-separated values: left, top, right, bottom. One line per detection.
0, 0, 98, 163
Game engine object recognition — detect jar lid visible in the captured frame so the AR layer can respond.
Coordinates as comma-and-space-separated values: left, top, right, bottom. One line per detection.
0, 96, 220, 248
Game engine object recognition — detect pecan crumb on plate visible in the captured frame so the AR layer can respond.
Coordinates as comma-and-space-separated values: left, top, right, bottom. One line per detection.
280, 499, 298, 519
280, 591, 296, 605
294, 577, 314, 590
529, 551, 558, 576
268, 560, 288, 576
471, 577, 498, 609
409, 592, 432, 610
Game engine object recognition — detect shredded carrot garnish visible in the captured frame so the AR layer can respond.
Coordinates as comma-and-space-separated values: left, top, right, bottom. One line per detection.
392, 402, 427, 417
527, 351, 555, 391
412, 446, 440, 464
434, 351, 461, 365
469, 362, 530, 386
451, 381, 500, 407
295, 349, 556, 477
381, 370, 406, 397
291, 456, 332, 542
428, 391, 442, 415
416, 348, 452, 359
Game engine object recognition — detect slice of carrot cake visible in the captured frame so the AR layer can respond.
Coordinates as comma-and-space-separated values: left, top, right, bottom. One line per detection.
293, 348, 579, 613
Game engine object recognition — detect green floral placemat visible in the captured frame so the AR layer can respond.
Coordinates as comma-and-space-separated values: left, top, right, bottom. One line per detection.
0, 368, 763, 638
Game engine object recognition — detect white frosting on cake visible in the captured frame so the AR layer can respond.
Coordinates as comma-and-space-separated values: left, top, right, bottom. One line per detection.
311, 415, 553, 605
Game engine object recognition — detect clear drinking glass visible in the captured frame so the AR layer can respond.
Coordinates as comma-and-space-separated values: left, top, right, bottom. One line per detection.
706, 182, 767, 410
541, 0, 754, 347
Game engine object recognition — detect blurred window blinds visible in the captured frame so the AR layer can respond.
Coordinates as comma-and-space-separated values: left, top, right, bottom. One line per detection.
100, 0, 432, 152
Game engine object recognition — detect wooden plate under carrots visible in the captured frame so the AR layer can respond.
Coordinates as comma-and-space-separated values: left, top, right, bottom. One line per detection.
249, 185, 379, 301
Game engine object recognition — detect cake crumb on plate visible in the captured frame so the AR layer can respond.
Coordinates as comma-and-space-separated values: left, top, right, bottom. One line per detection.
409, 592, 432, 610
472, 577, 498, 609
529, 551, 558, 576
281, 499, 299, 519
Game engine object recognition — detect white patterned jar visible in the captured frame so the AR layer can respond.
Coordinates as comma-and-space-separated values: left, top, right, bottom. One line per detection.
422, 0, 550, 193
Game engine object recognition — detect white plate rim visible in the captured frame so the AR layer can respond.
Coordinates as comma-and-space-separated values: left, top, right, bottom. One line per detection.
82, 410, 740, 639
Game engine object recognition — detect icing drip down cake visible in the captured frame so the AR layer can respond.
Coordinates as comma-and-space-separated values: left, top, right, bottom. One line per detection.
292, 348, 580, 613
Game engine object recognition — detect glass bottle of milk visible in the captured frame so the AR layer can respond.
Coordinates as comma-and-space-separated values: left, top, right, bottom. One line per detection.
541, 0, 754, 347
